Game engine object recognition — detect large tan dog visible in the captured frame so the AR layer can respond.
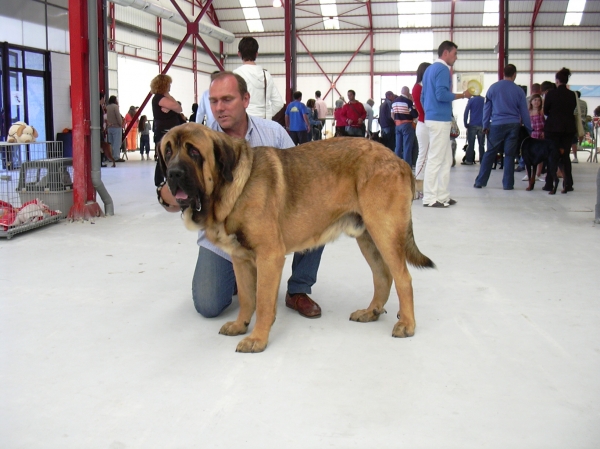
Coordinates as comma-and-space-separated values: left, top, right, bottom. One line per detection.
159, 123, 434, 353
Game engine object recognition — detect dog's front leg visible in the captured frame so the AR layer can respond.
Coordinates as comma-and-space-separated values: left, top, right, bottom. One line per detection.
219, 256, 257, 337
236, 253, 285, 353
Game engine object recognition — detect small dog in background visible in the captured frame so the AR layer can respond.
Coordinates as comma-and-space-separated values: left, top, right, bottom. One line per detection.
518, 127, 560, 194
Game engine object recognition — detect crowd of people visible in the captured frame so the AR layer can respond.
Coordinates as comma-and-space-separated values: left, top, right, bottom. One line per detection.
147, 36, 600, 326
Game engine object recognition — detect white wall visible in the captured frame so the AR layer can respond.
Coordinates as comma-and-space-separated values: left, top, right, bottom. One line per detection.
50, 52, 72, 137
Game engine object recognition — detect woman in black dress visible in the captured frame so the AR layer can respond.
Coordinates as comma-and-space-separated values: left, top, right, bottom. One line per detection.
150, 74, 183, 186
543, 67, 577, 194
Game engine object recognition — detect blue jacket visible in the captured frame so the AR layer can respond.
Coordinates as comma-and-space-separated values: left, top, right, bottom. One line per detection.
483, 80, 532, 134
464, 95, 484, 128
421, 61, 455, 122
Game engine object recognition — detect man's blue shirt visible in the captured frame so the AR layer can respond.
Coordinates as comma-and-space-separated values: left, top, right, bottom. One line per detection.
421, 60, 455, 122
464, 95, 484, 128
483, 80, 532, 133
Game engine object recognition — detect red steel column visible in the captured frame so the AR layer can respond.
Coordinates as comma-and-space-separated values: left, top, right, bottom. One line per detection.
498, 0, 505, 80
68, 0, 101, 219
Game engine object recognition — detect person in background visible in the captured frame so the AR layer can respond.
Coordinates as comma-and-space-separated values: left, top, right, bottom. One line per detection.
233, 36, 284, 120
106, 95, 124, 162
391, 87, 416, 166
306, 99, 322, 141
196, 71, 220, 128
421, 40, 472, 207
474, 64, 531, 191
285, 91, 310, 145
189, 103, 198, 124
412, 62, 430, 199
177, 102, 187, 123
525, 94, 545, 181
543, 67, 577, 194
462, 93, 485, 165
334, 99, 346, 137
150, 74, 183, 186
364, 99, 375, 138
138, 115, 151, 160
340, 90, 366, 137
124, 106, 139, 152
572, 91, 588, 163
379, 91, 396, 151
315, 90, 328, 134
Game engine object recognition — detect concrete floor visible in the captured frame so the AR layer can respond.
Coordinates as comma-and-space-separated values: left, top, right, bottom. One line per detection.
2, 147, 600, 448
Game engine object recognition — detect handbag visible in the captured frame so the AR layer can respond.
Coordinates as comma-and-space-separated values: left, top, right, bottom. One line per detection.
574, 92, 585, 138
450, 116, 460, 138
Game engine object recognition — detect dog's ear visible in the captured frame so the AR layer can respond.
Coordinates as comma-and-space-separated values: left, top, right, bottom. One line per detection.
158, 140, 168, 177
213, 135, 236, 183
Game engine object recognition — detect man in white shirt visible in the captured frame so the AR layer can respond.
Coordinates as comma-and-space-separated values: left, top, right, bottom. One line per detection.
315, 90, 328, 135
233, 37, 284, 120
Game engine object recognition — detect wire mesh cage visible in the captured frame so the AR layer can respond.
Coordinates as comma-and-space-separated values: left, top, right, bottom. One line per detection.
1, 141, 72, 239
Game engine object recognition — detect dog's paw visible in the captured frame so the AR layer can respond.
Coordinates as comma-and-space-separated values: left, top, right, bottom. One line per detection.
349, 308, 385, 323
219, 321, 248, 336
236, 336, 268, 353
392, 319, 415, 338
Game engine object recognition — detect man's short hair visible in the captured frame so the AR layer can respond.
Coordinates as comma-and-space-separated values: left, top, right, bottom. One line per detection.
576, 91, 581, 99
437, 40, 457, 57
315, 90, 321, 98
347, 90, 356, 96
541, 81, 555, 93
211, 71, 248, 97
293, 91, 302, 100
504, 64, 517, 78
532, 83, 541, 93
238, 37, 259, 62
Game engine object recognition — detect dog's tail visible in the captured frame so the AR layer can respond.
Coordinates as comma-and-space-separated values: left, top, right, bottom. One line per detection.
405, 219, 435, 269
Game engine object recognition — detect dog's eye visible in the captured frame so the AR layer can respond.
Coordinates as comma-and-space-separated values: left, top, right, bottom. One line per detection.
189, 148, 201, 157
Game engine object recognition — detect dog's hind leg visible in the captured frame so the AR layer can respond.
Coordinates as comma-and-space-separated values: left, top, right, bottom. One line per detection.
219, 257, 257, 338
526, 164, 535, 191
235, 253, 285, 353
349, 231, 393, 323
359, 222, 416, 338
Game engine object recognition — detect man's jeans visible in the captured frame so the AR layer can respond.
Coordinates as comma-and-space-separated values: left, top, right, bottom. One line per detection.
465, 125, 485, 163
475, 123, 521, 190
192, 246, 325, 318
107, 127, 122, 160
395, 123, 416, 167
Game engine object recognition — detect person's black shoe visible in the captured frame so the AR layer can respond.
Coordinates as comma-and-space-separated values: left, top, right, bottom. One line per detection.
101, 163, 107, 168
474, 184, 482, 189
461, 161, 474, 165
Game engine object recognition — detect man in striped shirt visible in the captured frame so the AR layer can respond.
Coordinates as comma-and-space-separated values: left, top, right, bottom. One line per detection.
391, 86, 417, 167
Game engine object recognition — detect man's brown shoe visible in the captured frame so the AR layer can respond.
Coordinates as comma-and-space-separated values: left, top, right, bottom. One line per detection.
285, 292, 322, 318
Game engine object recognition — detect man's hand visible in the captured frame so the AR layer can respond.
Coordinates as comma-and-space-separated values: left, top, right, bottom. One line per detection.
483, 128, 490, 135
463, 90, 473, 99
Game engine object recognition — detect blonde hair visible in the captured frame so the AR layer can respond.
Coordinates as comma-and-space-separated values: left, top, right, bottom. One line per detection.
150, 74, 172, 95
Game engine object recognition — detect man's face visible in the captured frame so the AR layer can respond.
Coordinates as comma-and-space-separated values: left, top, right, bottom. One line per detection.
209, 75, 250, 131
442, 47, 458, 67
347, 91, 355, 102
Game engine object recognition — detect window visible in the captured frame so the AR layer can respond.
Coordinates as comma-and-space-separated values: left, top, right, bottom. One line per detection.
397, 0, 432, 28
482, 0, 499, 27
564, 0, 586, 26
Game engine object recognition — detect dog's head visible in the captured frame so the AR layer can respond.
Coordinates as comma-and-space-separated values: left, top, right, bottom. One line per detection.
158, 123, 238, 224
